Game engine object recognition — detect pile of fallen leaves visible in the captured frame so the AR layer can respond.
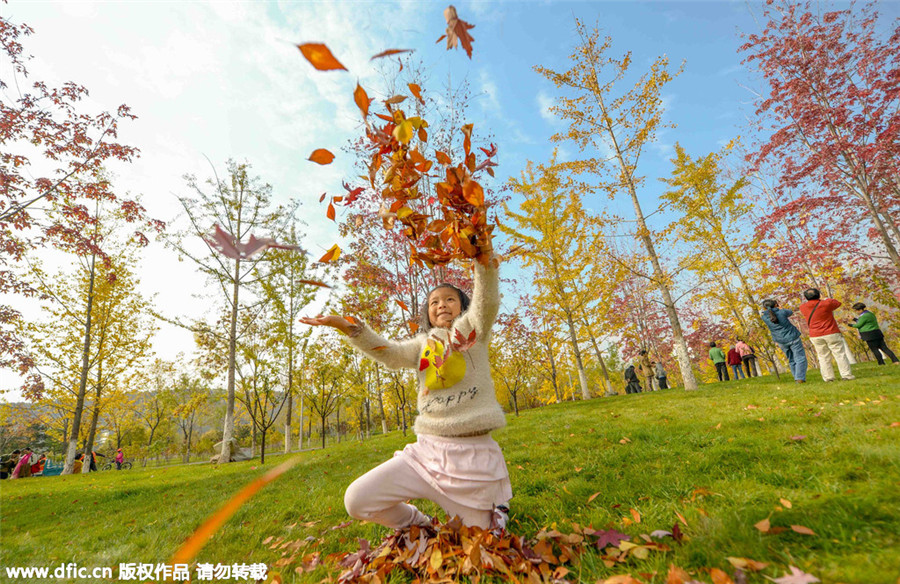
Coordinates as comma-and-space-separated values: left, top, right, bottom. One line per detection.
332, 518, 674, 583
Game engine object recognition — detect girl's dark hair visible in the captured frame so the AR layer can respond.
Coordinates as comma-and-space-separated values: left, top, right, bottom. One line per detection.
418, 283, 471, 332
762, 299, 779, 323
803, 288, 821, 301
709, 341, 716, 348
852, 302, 866, 311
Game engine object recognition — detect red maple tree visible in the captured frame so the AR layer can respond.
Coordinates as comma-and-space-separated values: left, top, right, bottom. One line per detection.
0, 16, 161, 398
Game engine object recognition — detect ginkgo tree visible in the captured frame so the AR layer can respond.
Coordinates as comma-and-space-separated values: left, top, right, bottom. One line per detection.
536, 19, 699, 390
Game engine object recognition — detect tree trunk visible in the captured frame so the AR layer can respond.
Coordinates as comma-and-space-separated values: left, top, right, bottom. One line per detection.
81, 384, 102, 474
375, 365, 388, 433
260, 428, 266, 464
219, 259, 241, 464
601, 101, 699, 390
284, 393, 292, 454
564, 313, 591, 399
320, 415, 327, 449
63, 252, 96, 475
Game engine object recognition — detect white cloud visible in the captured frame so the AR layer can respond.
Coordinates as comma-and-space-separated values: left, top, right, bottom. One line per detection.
537, 90, 558, 124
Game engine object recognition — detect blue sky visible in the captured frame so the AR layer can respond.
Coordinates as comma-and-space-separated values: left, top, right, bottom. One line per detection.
4, 0, 896, 394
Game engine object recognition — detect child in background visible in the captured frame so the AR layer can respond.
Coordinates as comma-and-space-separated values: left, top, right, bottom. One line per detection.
301, 255, 511, 531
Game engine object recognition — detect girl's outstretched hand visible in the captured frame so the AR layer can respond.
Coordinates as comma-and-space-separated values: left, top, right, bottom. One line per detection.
299, 314, 353, 335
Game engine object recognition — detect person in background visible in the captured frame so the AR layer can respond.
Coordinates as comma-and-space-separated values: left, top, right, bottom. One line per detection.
761, 299, 807, 383
849, 302, 899, 366
638, 350, 657, 391
1, 450, 21, 479
735, 339, 758, 378
624, 364, 642, 394
10, 448, 34, 479
88, 450, 106, 472
727, 345, 745, 380
72, 453, 84, 474
115, 448, 124, 470
653, 360, 669, 389
30, 453, 46, 476
798, 288, 854, 382
709, 342, 729, 382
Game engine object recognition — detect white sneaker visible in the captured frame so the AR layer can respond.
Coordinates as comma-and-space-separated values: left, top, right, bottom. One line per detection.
490, 504, 509, 532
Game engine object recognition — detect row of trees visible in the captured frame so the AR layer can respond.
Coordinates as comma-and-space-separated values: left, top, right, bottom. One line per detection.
4, 2, 899, 470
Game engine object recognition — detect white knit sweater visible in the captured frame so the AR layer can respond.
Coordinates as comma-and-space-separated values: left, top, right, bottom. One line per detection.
346, 260, 506, 437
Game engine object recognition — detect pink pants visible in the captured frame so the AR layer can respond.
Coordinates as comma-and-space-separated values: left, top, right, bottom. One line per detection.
343, 455, 493, 529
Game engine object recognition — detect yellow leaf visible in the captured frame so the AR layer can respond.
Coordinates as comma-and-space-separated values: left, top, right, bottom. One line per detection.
393, 120, 414, 144
790, 524, 816, 535
430, 547, 443, 571
587, 492, 600, 504
754, 518, 770, 533
780, 498, 792, 509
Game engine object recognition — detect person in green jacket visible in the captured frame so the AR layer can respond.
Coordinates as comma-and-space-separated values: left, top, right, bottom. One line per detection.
709, 342, 729, 382
849, 303, 898, 366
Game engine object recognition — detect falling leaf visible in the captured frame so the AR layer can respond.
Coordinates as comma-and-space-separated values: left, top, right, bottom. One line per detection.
327, 201, 336, 221
296, 279, 331, 289
790, 525, 816, 535
370, 48, 414, 60
780, 498, 793, 509
203, 225, 305, 260
353, 83, 370, 118
754, 518, 770, 533
344, 316, 357, 325
297, 43, 347, 71
309, 149, 335, 165
771, 566, 820, 584
409, 83, 424, 103
396, 299, 409, 312
438, 5, 476, 59
408, 321, 419, 334
172, 455, 306, 565
318, 192, 327, 203
318, 244, 341, 263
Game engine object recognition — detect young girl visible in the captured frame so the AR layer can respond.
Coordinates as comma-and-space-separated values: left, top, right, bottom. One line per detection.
300, 256, 511, 530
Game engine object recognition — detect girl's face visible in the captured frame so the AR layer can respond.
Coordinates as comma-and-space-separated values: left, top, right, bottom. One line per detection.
428, 287, 462, 329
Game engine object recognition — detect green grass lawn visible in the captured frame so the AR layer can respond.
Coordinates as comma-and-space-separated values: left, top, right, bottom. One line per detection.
2, 363, 899, 583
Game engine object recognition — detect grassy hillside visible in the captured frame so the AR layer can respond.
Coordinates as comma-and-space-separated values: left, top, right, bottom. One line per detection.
2, 363, 899, 583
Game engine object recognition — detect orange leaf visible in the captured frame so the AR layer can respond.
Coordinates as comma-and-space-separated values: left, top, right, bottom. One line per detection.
327, 202, 336, 221
630, 508, 641, 523
370, 48, 414, 60
790, 524, 816, 535
779, 498, 792, 509
708, 568, 734, 584
462, 180, 484, 206
675, 511, 689, 527
440, 5, 476, 59
171, 455, 305, 565
318, 192, 327, 203
666, 564, 691, 584
754, 518, 770, 533
318, 244, 341, 263
396, 299, 409, 312
353, 83, 370, 118
371, 346, 387, 351
309, 149, 335, 165
409, 83, 424, 103
408, 321, 419, 334
296, 43, 347, 71
435, 150, 452, 165
344, 316, 357, 325
587, 492, 600, 504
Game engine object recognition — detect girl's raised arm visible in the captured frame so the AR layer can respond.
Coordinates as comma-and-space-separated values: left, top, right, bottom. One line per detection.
463, 257, 500, 340
301, 315, 420, 370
